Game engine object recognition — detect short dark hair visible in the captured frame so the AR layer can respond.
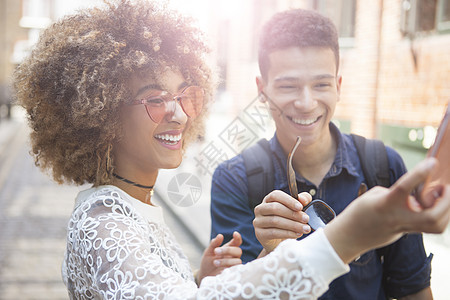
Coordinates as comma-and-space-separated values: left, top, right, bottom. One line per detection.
258, 9, 339, 79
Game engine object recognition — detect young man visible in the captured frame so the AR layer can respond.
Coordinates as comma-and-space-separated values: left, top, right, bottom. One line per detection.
210, 9, 433, 299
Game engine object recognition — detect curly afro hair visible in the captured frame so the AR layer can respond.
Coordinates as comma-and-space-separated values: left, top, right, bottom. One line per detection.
14, 0, 215, 186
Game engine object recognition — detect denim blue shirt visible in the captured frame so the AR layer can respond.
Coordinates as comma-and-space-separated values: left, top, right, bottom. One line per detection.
210, 124, 431, 299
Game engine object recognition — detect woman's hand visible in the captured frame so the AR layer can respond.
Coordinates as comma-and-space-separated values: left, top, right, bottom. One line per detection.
196, 231, 243, 285
325, 158, 450, 264
253, 190, 312, 255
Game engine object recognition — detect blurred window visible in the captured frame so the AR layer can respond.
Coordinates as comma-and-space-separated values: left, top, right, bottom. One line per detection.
437, 0, 450, 31
20, 0, 52, 29
401, 0, 450, 35
22, 0, 51, 19
312, 0, 357, 38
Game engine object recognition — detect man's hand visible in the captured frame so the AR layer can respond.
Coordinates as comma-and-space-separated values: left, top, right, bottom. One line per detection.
253, 190, 312, 255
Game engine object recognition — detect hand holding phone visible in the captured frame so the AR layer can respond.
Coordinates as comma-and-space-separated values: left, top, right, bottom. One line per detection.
416, 103, 450, 208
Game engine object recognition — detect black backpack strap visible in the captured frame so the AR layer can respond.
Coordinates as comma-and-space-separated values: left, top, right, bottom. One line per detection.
242, 138, 275, 211
351, 134, 390, 188
351, 134, 390, 261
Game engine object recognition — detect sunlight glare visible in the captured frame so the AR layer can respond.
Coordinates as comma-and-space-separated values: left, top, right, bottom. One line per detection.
163, 0, 243, 34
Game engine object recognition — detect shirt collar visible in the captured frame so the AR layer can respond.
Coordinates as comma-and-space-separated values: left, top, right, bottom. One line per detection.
329, 123, 359, 178
269, 122, 359, 189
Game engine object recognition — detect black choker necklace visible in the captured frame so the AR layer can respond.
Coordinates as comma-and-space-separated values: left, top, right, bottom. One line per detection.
113, 173, 154, 190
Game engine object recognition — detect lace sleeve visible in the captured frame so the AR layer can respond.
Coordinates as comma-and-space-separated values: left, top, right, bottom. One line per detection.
64, 191, 348, 299
198, 230, 349, 299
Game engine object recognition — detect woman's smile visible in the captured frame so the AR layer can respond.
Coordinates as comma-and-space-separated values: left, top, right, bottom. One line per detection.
154, 129, 184, 150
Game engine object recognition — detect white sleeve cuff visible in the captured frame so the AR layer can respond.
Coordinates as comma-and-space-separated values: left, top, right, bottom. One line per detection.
298, 228, 350, 286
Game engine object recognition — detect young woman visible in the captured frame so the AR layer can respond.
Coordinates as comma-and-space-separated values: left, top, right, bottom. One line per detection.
14, 1, 450, 299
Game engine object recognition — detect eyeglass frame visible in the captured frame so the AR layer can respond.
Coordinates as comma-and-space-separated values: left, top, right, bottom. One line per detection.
287, 136, 336, 231
128, 85, 204, 124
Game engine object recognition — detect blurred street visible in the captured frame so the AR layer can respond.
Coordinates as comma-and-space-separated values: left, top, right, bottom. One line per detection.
0, 107, 450, 299
0, 107, 204, 299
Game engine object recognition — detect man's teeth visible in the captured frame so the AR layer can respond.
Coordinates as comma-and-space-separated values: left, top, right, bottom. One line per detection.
291, 117, 318, 125
155, 133, 182, 143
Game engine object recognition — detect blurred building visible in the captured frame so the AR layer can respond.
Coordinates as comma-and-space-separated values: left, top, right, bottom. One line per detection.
0, 0, 103, 119
2, 0, 449, 167
209, 0, 450, 168
0, 0, 28, 118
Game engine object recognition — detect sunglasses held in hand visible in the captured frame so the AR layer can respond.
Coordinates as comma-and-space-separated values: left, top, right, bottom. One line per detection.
287, 136, 336, 231
130, 86, 204, 123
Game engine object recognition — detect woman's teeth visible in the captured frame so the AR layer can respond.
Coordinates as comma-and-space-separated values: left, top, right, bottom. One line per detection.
291, 116, 318, 125
155, 133, 182, 144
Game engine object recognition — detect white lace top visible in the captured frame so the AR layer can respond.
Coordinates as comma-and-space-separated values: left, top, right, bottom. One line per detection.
62, 185, 349, 299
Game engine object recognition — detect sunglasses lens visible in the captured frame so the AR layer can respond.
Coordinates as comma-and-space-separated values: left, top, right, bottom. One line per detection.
142, 86, 203, 123
304, 200, 336, 231
145, 105, 165, 123
180, 86, 204, 118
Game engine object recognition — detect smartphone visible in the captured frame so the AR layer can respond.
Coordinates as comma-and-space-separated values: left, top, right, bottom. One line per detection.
416, 103, 450, 208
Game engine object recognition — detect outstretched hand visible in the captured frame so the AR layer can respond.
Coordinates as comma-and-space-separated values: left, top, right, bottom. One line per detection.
324, 158, 450, 264
196, 231, 243, 285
